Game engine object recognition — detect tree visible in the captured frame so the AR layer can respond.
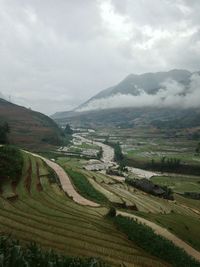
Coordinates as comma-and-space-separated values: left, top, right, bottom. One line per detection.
64, 124, 73, 135
195, 142, 200, 154
107, 207, 116, 217
114, 142, 124, 162
0, 145, 23, 181
0, 122, 10, 144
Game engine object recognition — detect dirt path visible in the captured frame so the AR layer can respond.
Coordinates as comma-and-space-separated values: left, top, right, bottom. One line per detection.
117, 210, 200, 262
27, 152, 99, 207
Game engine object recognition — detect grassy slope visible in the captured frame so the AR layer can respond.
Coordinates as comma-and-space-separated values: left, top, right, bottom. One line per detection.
0, 152, 167, 267
138, 211, 200, 252
0, 98, 62, 150
151, 175, 200, 193
57, 157, 200, 254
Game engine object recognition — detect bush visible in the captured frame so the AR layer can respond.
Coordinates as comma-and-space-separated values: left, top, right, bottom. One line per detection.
0, 122, 10, 144
0, 236, 109, 267
107, 207, 116, 217
113, 215, 200, 267
0, 145, 23, 182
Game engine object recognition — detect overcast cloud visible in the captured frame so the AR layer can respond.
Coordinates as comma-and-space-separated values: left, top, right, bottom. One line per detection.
0, 0, 200, 114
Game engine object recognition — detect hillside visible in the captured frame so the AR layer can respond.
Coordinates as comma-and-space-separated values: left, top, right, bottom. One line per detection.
0, 98, 63, 150
52, 107, 200, 130
0, 148, 170, 267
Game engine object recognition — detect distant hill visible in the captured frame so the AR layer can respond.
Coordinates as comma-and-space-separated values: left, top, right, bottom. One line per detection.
0, 98, 63, 150
53, 107, 200, 129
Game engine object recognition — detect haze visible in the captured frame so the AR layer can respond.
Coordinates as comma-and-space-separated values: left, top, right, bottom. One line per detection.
0, 0, 200, 114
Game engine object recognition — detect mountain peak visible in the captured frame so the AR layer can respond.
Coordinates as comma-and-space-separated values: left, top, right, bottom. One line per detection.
73, 69, 197, 112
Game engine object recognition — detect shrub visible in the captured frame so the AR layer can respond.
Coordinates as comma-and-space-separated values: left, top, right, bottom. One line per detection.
0, 236, 109, 267
113, 215, 200, 267
0, 145, 23, 182
107, 207, 116, 217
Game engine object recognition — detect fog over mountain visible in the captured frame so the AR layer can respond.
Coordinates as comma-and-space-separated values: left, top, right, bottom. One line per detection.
76, 70, 200, 111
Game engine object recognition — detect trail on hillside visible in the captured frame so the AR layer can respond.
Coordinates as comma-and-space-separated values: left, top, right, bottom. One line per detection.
27, 152, 99, 207
117, 210, 200, 263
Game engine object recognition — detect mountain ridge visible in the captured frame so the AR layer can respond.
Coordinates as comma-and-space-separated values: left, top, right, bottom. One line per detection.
52, 69, 197, 119
0, 98, 63, 149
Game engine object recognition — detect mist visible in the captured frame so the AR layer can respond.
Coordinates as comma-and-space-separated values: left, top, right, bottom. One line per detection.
77, 74, 200, 112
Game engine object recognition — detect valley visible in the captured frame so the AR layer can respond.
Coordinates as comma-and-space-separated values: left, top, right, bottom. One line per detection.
1, 70, 200, 267
1, 0, 200, 264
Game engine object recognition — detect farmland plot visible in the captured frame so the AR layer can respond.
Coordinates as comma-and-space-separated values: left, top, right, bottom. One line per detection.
0, 152, 167, 267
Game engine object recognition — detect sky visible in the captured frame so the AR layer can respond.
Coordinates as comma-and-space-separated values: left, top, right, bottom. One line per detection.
0, 0, 200, 115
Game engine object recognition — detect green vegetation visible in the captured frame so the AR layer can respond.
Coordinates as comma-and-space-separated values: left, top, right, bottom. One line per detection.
113, 142, 124, 162
0, 236, 108, 267
65, 168, 108, 204
195, 142, 200, 154
125, 155, 200, 176
113, 215, 200, 267
151, 175, 200, 193
64, 124, 73, 135
107, 207, 116, 218
0, 121, 9, 144
0, 151, 167, 266
139, 212, 200, 252
0, 145, 23, 182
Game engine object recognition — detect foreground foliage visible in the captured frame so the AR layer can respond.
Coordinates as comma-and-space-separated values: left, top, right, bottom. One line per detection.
0, 236, 108, 267
113, 215, 200, 267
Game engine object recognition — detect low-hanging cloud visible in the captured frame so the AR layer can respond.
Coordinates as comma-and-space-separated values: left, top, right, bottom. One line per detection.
77, 74, 200, 112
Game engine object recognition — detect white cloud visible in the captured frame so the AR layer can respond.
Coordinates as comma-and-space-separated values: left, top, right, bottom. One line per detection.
77, 74, 200, 111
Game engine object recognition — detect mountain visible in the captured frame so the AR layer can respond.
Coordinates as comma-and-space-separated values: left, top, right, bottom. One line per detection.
0, 98, 63, 150
51, 69, 200, 129
86, 69, 191, 99
76, 69, 192, 111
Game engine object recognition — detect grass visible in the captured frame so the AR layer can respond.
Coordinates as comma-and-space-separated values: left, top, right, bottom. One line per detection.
65, 168, 109, 204
77, 142, 100, 150
137, 212, 200, 252
151, 175, 200, 193
0, 151, 168, 267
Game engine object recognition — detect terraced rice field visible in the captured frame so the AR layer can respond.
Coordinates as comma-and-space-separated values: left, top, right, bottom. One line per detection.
0, 152, 168, 267
79, 170, 200, 217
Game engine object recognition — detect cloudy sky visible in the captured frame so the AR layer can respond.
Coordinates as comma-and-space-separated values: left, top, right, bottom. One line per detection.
0, 0, 199, 114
